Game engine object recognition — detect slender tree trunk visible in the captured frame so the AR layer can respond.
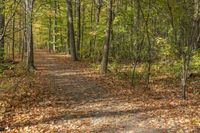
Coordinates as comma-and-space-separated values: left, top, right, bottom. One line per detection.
23, 2, 27, 62
52, 0, 57, 52
194, 0, 200, 48
180, 0, 199, 99
89, 1, 94, 57
138, 0, 152, 89
12, 15, 15, 61
100, 0, 113, 74
58, 3, 63, 52
0, 0, 5, 63
81, 3, 85, 57
19, 14, 22, 59
93, 0, 103, 45
66, 0, 77, 61
25, 0, 34, 71
131, 0, 141, 86
76, 0, 81, 57
18, 7, 23, 60
67, 19, 70, 54
48, 0, 52, 52
182, 54, 187, 99
95, 0, 102, 23
48, 16, 52, 52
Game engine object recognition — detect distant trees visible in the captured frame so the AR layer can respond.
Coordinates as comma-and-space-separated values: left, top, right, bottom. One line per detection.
0, 0, 199, 98
0, 0, 5, 63
166, 0, 200, 99
0, 0, 20, 63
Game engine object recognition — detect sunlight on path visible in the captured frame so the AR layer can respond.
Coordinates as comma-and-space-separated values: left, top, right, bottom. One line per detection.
30, 50, 168, 132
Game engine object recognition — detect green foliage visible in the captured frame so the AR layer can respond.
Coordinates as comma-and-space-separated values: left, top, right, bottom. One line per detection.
91, 63, 100, 71
191, 50, 200, 72
0, 63, 12, 74
1, 0, 199, 92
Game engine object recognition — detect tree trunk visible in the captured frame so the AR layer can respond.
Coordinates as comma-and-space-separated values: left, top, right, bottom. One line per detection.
182, 54, 187, 99
12, 15, 15, 61
0, 0, 5, 63
100, 0, 113, 74
93, 0, 102, 59
66, 0, 77, 61
95, 0, 102, 23
25, 0, 34, 71
58, 3, 63, 52
89, 1, 94, 57
81, 3, 85, 57
131, 0, 141, 86
194, 0, 200, 48
76, 0, 81, 57
48, 0, 52, 52
48, 16, 52, 52
52, 0, 57, 52
67, 24, 70, 54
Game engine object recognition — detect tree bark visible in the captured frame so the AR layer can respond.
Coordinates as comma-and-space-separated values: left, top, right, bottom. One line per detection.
48, 0, 52, 52
67, 21, 70, 54
12, 15, 15, 61
25, 0, 34, 71
52, 0, 57, 52
66, 0, 77, 61
0, 0, 5, 63
81, 3, 85, 57
194, 0, 200, 48
94, 0, 102, 23
48, 17, 52, 52
100, 0, 113, 74
76, 0, 81, 57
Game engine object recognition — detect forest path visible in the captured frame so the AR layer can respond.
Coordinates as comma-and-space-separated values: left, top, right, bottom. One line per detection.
33, 50, 167, 132
10, 50, 167, 132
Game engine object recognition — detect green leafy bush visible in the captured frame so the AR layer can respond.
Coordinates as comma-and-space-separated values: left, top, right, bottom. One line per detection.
0, 63, 10, 74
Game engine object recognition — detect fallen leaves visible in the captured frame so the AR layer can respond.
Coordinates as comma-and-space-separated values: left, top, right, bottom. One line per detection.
0, 51, 199, 132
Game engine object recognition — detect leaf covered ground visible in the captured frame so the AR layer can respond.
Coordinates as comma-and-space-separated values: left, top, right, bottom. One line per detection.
0, 50, 200, 132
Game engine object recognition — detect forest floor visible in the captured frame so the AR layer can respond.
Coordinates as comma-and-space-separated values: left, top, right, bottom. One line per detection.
0, 50, 200, 132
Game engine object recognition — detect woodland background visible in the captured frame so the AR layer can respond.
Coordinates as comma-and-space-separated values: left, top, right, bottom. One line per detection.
0, 0, 200, 132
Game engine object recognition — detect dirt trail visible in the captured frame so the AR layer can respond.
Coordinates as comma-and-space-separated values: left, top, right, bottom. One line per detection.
20, 50, 166, 133
1, 50, 198, 132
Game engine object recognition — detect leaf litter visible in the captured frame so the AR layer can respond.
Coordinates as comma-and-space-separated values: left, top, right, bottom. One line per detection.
0, 50, 199, 132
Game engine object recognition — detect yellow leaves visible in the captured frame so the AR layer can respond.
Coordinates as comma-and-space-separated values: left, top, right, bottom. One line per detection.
33, 23, 42, 29
89, 31, 97, 36
191, 117, 200, 125
156, 37, 166, 45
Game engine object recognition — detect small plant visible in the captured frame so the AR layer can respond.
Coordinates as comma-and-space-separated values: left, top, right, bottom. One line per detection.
0, 63, 12, 74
